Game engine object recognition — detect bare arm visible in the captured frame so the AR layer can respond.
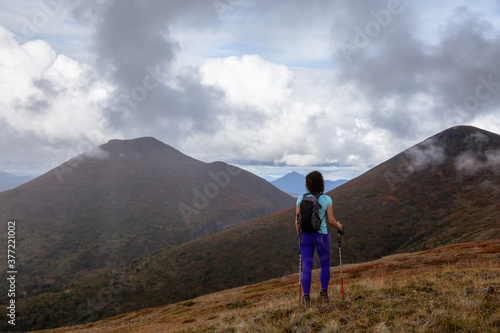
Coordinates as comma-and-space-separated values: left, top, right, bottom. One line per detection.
295, 205, 300, 237
327, 203, 342, 231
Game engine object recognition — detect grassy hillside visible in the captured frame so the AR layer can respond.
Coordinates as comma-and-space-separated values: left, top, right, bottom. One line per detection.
33, 239, 500, 333
0, 137, 294, 300
12, 208, 298, 330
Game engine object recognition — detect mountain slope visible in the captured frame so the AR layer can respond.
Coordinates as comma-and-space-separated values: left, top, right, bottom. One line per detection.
27, 240, 500, 332
14, 126, 500, 330
271, 171, 348, 196
333, 125, 500, 261
0, 137, 294, 295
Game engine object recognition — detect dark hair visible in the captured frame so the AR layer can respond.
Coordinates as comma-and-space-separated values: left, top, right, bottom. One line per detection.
305, 170, 324, 194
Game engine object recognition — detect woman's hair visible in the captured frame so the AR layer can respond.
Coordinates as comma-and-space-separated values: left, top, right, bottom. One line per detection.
305, 170, 324, 194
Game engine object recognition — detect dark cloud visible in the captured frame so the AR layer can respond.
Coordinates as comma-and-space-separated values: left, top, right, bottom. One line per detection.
333, 3, 500, 139
69, 0, 235, 142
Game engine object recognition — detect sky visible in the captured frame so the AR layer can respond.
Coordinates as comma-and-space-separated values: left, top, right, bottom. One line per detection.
1, 0, 500, 181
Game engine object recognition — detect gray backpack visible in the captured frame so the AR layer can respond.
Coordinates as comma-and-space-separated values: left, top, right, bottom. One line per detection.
298, 193, 324, 234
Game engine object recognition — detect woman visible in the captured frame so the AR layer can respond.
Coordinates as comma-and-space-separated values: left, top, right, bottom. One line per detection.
295, 170, 343, 306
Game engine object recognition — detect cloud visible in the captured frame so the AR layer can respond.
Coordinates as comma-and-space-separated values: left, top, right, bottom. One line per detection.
455, 132, 500, 175
200, 54, 295, 108
0, 24, 118, 174
404, 138, 446, 172
195, 54, 397, 170
1, 0, 500, 179
455, 149, 500, 175
68, 0, 228, 140
66, 0, 397, 173
84, 147, 110, 160
331, 2, 500, 140
0, 28, 106, 127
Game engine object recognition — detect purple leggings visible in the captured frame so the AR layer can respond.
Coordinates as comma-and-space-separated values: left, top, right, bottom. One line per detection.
300, 232, 331, 295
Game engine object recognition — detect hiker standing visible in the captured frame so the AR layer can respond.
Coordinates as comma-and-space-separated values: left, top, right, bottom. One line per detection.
295, 171, 342, 306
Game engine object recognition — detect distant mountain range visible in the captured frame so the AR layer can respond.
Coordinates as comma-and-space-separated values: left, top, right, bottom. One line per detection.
0, 137, 294, 304
270, 171, 349, 196
9, 125, 500, 331
0, 171, 32, 192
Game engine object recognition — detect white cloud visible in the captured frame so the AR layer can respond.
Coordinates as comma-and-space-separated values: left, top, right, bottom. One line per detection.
0, 27, 55, 100
404, 138, 446, 172
455, 149, 500, 175
0, 25, 117, 173
84, 146, 110, 160
201, 54, 295, 108
193, 54, 400, 175
197, 55, 324, 163
0, 28, 111, 140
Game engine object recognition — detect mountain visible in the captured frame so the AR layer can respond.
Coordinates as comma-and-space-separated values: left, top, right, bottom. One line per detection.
13, 126, 500, 330
0, 170, 32, 192
31, 239, 500, 333
0, 137, 294, 297
335, 125, 500, 261
271, 171, 349, 196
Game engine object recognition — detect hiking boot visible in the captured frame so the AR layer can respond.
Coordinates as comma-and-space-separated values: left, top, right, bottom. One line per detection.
320, 289, 330, 303
302, 294, 311, 307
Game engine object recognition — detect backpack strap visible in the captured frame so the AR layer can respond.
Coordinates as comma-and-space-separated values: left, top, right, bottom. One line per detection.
311, 192, 324, 210
314, 193, 327, 226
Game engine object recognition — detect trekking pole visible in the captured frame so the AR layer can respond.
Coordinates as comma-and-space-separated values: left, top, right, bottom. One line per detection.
338, 225, 344, 300
298, 245, 302, 304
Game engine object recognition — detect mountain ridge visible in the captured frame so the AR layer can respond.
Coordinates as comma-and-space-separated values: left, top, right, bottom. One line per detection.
101, 137, 196, 160
0, 136, 295, 301
11, 125, 500, 331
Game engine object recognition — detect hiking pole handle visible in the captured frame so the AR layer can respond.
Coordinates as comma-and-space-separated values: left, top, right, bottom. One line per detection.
338, 222, 344, 235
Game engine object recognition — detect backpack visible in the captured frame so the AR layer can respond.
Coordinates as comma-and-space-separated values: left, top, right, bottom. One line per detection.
297, 193, 325, 234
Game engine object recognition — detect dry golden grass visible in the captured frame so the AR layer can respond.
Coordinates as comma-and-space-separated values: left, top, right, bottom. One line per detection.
34, 239, 500, 333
